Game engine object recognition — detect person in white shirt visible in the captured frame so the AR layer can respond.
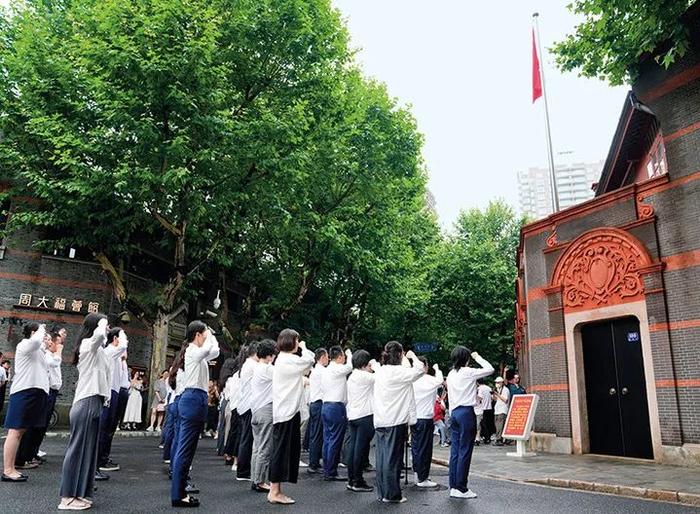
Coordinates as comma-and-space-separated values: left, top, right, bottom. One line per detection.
115, 354, 130, 430
236, 342, 258, 481
2, 322, 48, 483
345, 350, 375, 493
445, 346, 494, 500
58, 313, 110, 510
320, 345, 352, 481
0, 358, 10, 416
411, 357, 444, 488
97, 328, 129, 474
492, 376, 510, 446
372, 342, 424, 503
16, 330, 64, 469
474, 379, 492, 445
170, 321, 219, 508
306, 347, 328, 473
165, 346, 198, 497
250, 339, 276, 493
223, 358, 242, 468
268, 329, 314, 505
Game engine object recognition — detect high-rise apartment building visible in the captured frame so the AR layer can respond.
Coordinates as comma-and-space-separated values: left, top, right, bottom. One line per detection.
518, 161, 602, 220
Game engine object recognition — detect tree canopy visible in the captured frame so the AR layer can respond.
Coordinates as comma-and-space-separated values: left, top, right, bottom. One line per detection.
553, 0, 695, 85
0, 0, 523, 379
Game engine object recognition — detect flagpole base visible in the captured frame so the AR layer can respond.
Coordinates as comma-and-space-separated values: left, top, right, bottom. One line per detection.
507, 439, 537, 458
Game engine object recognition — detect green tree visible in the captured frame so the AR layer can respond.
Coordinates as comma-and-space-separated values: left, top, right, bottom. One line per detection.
552, 0, 694, 85
425, 200, 525, 370
0, 0, 351, 391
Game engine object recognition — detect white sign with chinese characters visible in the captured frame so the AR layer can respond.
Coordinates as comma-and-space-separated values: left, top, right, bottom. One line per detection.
17, 293, 99, 314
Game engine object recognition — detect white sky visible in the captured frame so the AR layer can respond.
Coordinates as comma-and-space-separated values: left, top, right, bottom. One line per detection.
332, 0, 628, 228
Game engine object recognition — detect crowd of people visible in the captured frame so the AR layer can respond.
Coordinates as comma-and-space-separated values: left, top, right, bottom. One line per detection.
1, 312, 526, 510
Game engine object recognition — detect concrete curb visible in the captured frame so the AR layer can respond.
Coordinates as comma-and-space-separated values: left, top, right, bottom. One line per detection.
431, 458, 700, 507
44, 431, 162, 439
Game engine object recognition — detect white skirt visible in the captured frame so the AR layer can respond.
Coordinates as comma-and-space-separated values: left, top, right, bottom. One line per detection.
123, 389, 143, 423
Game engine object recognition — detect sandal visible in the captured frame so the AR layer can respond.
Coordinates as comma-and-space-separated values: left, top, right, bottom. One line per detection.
267, 495, 296, 505
58, 498, 91, 510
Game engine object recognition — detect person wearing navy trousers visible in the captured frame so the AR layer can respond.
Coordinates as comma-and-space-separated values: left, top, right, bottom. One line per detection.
171, 322, 220, 508
320, 346, 352, 480
306, 347, 328, 473
445, 346, 494, 500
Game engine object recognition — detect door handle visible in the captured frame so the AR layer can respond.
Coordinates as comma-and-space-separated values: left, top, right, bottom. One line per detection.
621, 387, 629, 395
609, 388, 616, 395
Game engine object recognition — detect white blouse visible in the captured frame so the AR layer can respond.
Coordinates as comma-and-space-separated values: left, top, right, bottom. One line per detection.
308, 363, 326, 402
10, 326, 49, 395
73, 326, 115, 404
45, 350, 63, 391
346, 369, 374, 421
237, 357, 257, 415
182, 333, 220, 392
372, 358, 424, 428
225, 374, 240, 412
250, 361, 274, 412
412, 369, 444, 420
321, 356, 352, 404
445, 355, 495, 409
272, 349, 315, 424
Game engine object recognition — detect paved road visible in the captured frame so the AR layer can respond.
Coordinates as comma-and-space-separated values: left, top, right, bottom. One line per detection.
0, 437, 693, 513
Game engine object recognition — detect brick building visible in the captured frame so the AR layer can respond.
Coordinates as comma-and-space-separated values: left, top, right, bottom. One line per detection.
516, 6, 700, 466
0, 204, 233, 421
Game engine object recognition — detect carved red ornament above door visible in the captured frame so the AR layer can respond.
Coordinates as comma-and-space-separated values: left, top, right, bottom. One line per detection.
550, 228, 653, 312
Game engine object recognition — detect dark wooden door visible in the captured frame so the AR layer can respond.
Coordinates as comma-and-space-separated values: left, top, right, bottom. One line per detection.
581, 317, 653, 459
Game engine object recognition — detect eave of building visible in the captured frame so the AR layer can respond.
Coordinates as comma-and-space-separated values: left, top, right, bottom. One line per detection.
595, 91, 659, 196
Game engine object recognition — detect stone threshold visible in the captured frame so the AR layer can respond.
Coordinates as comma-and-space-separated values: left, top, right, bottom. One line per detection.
431, 457, 700, 507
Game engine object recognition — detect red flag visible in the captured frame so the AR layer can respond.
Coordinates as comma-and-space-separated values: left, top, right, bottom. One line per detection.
532, 29, 542, 103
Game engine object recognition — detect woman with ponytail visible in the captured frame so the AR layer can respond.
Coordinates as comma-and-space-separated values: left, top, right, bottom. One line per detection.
58, 313, 110, 511
170, 321, 219, 508
445, 345, 493, 499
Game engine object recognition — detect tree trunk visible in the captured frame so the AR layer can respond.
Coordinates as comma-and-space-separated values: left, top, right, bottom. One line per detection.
148, 312, 169, 411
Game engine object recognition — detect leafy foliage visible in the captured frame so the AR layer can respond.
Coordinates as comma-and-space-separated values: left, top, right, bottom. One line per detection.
552, 0, 694, 85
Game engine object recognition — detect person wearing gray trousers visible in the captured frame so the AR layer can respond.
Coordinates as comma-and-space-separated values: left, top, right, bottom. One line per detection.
251, 403, 274, 489
59, 396, 103, 500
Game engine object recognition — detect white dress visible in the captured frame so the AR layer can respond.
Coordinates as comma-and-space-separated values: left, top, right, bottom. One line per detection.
123, 381, 143, 423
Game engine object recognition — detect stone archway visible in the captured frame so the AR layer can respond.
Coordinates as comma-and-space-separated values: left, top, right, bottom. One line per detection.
548, 228, 663, 460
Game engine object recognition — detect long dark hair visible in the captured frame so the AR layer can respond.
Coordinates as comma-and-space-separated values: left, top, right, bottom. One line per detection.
381, 341, 403, 366
451, 345, 472, 371
169, 341, 189, 390
73, 312, 107, 365
218, 344, 249, 389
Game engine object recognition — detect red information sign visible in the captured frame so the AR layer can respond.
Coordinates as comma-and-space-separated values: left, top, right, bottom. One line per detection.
503, 394, 539, 440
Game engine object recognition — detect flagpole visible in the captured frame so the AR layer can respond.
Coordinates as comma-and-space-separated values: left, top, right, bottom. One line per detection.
533, 12, 559, 213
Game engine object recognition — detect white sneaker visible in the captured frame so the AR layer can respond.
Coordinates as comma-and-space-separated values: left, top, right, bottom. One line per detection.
231, 463, 237, 472
236, 476, 251, 481
416, 479, 438, 488
38, 450, 47, 458
450, 488, 477, 499
145, 426, 153, 432
299, 460, 308, 468
156, 427, 162, 433
338, 462, 347, 468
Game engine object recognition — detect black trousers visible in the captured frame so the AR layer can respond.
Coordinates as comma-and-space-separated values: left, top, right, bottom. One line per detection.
224, 409, 240, 457
347, 415, 374, 486
307, 400, 323, 469
269, 412, 301, 484
482, 409, 495, 441
410, 418, 434, 482
16, 388, 58, 465
375, 424, 407, 501
237, 410, 254, 478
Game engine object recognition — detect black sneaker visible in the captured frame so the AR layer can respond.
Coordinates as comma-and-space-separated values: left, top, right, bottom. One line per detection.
323, 475, 346, 482
99, 460, 120, 472
346, 482, 354, 491
307, 467, 320, 475
94, 470, 110, 481
352, 482, 374, 493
